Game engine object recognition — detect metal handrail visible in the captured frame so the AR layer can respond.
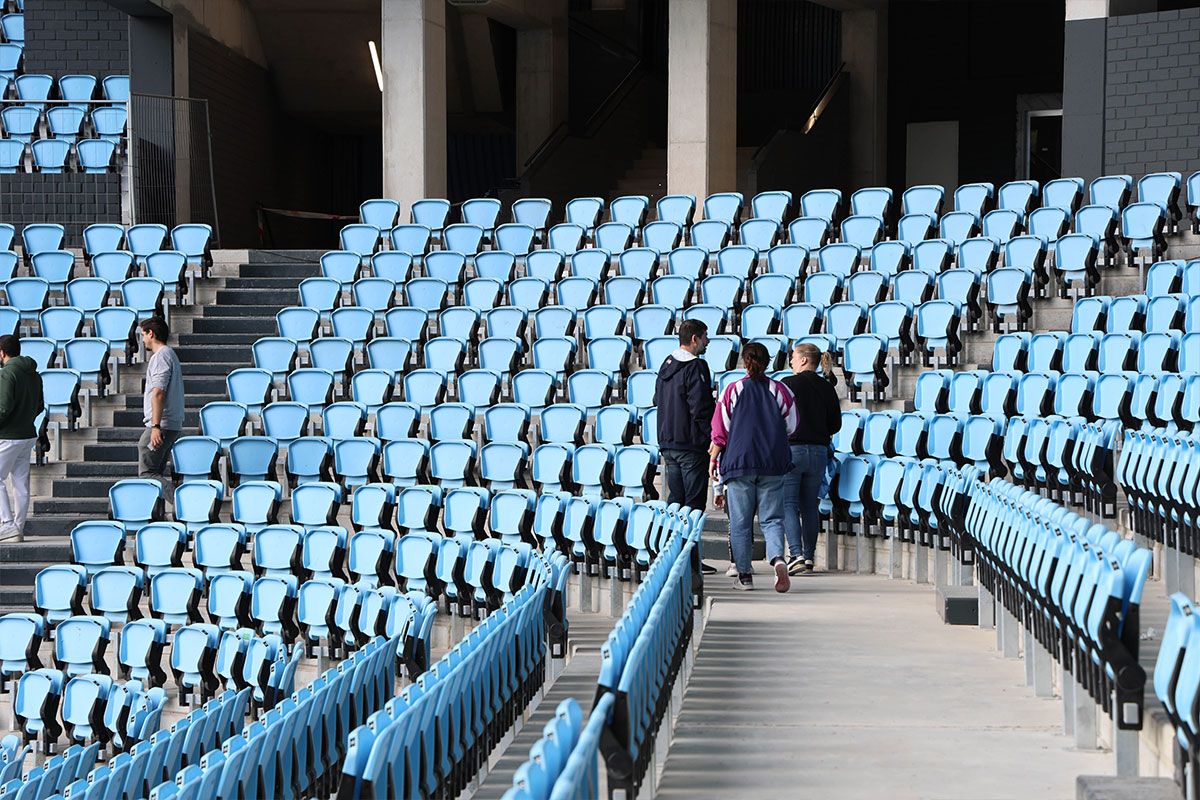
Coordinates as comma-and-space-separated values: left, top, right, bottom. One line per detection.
751, 62, 847, 166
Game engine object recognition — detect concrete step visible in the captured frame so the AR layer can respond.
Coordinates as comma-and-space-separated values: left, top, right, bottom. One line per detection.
190, 317, 277, 334
214, 289, 297, 305
0, 586, 33, 608
1, 561, 56, 585
201, 305, 287, 318
97, 426, 148, 442
176, 362, 253, 376
178, 332, 264, 347
83, 442, 139, 462
32, 497, 111, 515
24, 515, 99, 537
222, 277, 309, 290
185, 377, 233, 395
114, 411, 200, 431
238, 263, 322, 279
65, 461, 140, 478
0, 538, 71, 562
174, 345, 252, 363
52, 478, 125, 498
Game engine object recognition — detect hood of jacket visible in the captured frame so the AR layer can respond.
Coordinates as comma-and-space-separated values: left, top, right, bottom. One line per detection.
658, 348, 699, 381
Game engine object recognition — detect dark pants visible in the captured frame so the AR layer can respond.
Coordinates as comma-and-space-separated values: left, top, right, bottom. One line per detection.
660, 448, 708, 513
139, 428, 181, 495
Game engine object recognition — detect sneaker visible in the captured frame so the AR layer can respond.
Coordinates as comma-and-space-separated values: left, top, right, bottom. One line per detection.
700, 561, 718, 575
803, 559, 815, 574
725, 563, 739, 577
732, 574, 754, 591
0, 523, 18, 539
786, 555, 806, 576
773, 561, 791, 593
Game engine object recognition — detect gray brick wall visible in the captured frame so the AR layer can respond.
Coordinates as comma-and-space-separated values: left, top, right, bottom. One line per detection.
22, 0, 128, 78
1105, 7, 1200, 178
0, 174, 123, 245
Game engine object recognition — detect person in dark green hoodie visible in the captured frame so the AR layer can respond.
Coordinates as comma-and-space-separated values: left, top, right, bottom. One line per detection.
0, 335, 43, 537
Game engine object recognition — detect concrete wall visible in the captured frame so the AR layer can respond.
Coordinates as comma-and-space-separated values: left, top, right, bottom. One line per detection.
1103, 6, 1200, 177
187, 30, 280, 247
23, 0, 129, 76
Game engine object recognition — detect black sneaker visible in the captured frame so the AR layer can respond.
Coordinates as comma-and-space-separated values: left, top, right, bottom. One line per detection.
700, 561, 718, 575
786, 555, 806, 576
732, 574, 754, 590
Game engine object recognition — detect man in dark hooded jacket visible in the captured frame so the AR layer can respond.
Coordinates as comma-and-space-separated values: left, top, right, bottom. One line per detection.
0, 336, 44, 537
653, 319, 717, 573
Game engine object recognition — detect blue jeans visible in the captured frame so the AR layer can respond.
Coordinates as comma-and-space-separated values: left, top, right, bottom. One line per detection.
782, 444, 829, 562
725, 473, 786, 575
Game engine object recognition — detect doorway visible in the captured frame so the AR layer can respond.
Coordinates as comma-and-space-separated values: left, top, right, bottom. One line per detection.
1026, 110, 1062, 185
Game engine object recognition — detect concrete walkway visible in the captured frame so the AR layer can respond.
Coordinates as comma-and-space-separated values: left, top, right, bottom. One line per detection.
656, 570, 1113, 800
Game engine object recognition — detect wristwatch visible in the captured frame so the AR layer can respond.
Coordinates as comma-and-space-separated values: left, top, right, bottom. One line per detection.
151, 423, 161, 429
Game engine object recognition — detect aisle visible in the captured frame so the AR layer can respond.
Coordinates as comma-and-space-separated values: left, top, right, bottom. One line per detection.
655, 571, 1112, 800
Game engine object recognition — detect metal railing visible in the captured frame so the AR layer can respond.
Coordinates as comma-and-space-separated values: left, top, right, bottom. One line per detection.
129, 93, 220, 245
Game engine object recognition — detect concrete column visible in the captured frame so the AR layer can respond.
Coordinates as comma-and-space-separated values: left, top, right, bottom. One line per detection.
667, 0, 736, 201
841, 7, 887, 189
382, 0, 447, 212
1061, 0, 1155, 179
516, 3, 568, 169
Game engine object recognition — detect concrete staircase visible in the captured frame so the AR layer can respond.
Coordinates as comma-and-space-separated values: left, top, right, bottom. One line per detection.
0, 250, 322, 611
610, 147, 666, 202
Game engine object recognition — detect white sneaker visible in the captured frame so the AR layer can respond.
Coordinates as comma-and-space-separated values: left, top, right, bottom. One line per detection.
0, 523, 20, 539
724, 563, 738, 577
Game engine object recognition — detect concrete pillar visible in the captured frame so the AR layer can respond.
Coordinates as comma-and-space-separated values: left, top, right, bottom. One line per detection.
667, 0, 736, 201
516, 4, 568, 170
382, 0, 447, 213
841, 7, 887, 189
1062, 0, 1155, 179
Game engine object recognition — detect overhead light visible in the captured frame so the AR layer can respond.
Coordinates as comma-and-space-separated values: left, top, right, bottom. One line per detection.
369, 40, 384, 93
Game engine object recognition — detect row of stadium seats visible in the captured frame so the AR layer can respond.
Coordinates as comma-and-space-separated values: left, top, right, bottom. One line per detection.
912, 369, 1199, 429
341, 203, 1172, 272
1118, 428, 1200, 555
354, 173, 1200, 242
156, 634, 395, 800
0, 741, 98, 800
318, 238, 1190, 297
1152, 594, 1200, 800
0, 73, 128, 106
962, 477, 1151, 765
497, 696, 599, 800
9, 670, 165, 752
338, 561, 550, 799
94, 477, 678, 579
0, 221, 214, 274
0, 136, 119, 173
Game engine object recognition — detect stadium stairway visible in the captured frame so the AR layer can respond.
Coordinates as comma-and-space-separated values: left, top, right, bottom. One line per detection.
0, 250, 323, 611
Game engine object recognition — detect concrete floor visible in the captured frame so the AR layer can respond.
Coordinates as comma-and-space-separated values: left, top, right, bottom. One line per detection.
655, 570, 1113, 800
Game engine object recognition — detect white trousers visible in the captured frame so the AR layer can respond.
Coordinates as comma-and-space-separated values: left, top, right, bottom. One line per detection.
0, 437, 35, 533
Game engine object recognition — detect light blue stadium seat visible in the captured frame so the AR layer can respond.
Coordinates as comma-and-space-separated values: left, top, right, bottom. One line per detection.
896, 212, 934, 245
1121, 202, 1167, 262
954, 182, 993, 217
133, 522, 186, 578
703, 191, 744, 227
150, 568, 205, 629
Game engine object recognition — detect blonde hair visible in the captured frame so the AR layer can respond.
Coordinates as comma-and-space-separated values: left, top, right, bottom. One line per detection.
794, 343, 833, 376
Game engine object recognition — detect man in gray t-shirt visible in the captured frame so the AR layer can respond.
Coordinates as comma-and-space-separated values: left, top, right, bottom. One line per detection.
139, 318, 185, 494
